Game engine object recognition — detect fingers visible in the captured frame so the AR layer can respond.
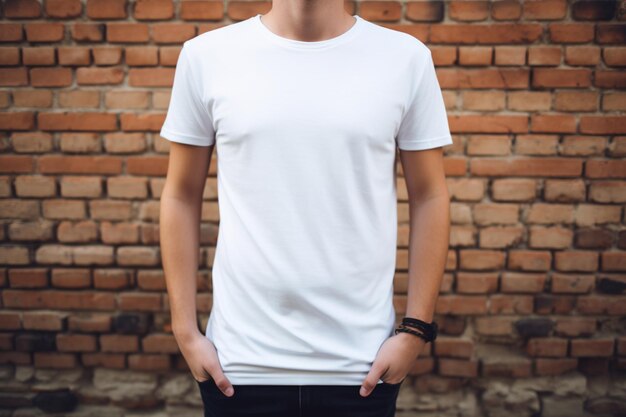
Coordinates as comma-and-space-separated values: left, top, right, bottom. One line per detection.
360, 364, 388, 397
210, 367, 234, 397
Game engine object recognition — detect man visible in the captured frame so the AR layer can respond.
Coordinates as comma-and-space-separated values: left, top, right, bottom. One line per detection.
159, 2, 452, 416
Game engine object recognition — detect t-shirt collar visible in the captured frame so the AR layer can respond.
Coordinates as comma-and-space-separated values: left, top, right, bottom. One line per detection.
252, 13, 364, 51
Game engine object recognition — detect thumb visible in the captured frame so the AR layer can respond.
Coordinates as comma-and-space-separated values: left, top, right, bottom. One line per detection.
360, 363, 387, 397
211, 369, 235, 397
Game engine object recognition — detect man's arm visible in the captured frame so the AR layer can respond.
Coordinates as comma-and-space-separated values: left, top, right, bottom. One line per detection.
160, 141, 209, 338
159, 141, 235, 397
399, 146, 450, 324
359, 145, 450, 396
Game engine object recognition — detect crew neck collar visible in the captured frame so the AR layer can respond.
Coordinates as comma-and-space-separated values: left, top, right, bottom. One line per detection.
252, 13, 364, 50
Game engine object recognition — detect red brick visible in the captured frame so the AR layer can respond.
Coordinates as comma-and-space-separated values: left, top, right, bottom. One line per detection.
434, 337, 473, 358
594, 70, 626, 89
134, 0, 175, 20
93, 269, 133, 290
586, 160, 626, 179
555, 317, 596, 337
589, 181, 626, 203
528, 46, 561, 66
8, 269, 48, 289
501, 272, 547, 293
551, 273, 595, 293
528, 226, 573, 249
101, 222, 140, 245
554, 251, 599, 272
479, 226, 524, 248
100, 334, 138, 352
22, 311, 66, 331
604, 47, 626, 67
137, 271, 166, 291
438, 358, 479, 377
471, 158, 582, 177
526, 337, 568, 357
34, 352, 77, 368
359, 1, 402, 22
0, 351, 31, 365
535, 358, 578, 375
2, 289, 116, 310
0, 311, 22, 330
534, 295, 576, 315
475, 317, 516, 336
39, 156, 122, 175
42, 200, 87, 220
126, 156, 169, 176
86, 0, 127, 19
119, 292, 162, 311
56, 333, 97, 352
0, 333, 14, 351
4, 0, 42, 18
532, 68, 592, 88
448, 1, 489, 22
180, 1, 224, 21
522, 0, 567, 20
549, 23, 594, 43
45, 0, 82, 18
602, 252, 626, 272
0, 23, 23, 42
530, 114, 577, 133
572, 0, 616, 20
106, 23, 150, 43
38, 112, 117, 132
81, 352, 126, 368
577, 296, 626, 315
456, 272, 498, 294
437, 295, 488, 315
481, 358, 532, 377
67, 313, 112, 332
491, 0, 522, 20
76, 67, 125, 85
488, 294, 534, 314
0, 113, 35, 131
571, 338, 615, 357
430, 24, 543, 45
565, 46, 601, 66
508, 250, 552, 271
142, 333, 179, 353
57, 220, 98, 243
459, 250, 506, 270
404, 1, 445, 22
25, 23, 64, 42
544, 179, 586, 202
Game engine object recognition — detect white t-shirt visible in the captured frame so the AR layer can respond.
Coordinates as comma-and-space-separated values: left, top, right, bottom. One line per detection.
160, 13, 453, 385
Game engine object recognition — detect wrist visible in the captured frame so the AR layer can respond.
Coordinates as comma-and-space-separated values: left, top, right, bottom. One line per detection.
398, 316, 438, 343
396, 331, 426, 351
173, 325, 202, 344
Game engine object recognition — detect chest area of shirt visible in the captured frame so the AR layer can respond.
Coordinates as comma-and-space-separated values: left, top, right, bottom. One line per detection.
208, 55, 407, 149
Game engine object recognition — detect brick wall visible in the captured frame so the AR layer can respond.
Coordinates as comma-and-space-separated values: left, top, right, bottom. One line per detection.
0, 0, 625, 416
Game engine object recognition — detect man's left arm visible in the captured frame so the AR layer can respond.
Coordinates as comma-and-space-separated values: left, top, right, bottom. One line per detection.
400, 146, 450, 325
360, 146, 450, 397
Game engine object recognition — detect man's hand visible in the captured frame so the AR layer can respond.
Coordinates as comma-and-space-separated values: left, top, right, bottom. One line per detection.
359, 332, 425, 397
176, 331, 235, 397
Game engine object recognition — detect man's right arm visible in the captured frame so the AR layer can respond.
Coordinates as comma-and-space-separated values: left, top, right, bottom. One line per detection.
159, 141, 235, 397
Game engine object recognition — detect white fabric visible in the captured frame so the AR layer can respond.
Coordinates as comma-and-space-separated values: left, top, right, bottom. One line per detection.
160, 13, 453, 385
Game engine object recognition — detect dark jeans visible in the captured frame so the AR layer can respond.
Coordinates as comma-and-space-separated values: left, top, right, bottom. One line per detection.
196, 378, 402, 417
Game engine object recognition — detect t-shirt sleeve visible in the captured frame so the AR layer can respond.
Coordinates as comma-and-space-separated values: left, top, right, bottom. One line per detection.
395, 49, 453, 151
159, 43, 216, 147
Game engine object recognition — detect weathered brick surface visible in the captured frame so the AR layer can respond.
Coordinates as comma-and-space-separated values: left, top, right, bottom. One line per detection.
0, 1, 624, 416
